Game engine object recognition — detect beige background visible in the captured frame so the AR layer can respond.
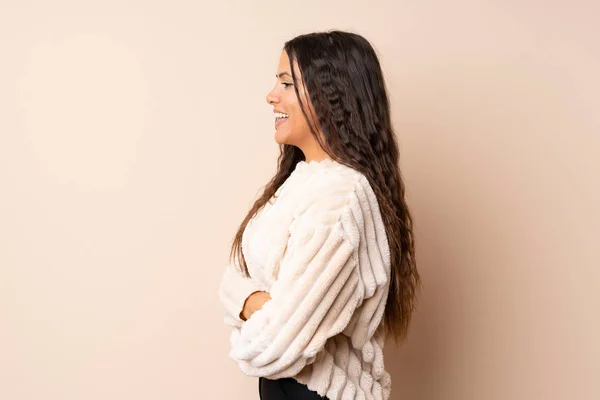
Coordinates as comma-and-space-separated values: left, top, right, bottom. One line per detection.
1, 1, 599, 399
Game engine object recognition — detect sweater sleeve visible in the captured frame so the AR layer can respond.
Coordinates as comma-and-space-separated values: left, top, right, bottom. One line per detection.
228, 183, 387, 378
218, 263, 267, 328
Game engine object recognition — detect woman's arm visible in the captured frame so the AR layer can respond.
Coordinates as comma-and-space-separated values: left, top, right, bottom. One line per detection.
218, 263, 268, 328
230, 218, 363, 378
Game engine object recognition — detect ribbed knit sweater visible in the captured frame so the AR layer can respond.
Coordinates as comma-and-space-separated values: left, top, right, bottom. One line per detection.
218, 158, 392, 400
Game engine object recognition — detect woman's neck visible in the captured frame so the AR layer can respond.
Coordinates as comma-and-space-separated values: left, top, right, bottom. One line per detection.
301, 143, 330, 164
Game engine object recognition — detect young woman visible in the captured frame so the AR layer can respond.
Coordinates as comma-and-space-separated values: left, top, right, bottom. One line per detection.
218, 30, 420, 400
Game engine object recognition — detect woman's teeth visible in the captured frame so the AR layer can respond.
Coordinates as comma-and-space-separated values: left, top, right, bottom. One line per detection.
275, 112, 289, 127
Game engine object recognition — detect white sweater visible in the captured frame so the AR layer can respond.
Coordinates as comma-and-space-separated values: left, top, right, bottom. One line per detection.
218, 158, 392, 400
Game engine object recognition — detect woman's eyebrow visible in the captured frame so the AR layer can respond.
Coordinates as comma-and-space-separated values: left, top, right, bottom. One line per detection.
276, 71, 292, 79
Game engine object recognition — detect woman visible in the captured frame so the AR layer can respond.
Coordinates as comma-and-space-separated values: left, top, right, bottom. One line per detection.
218, 30, 420, 400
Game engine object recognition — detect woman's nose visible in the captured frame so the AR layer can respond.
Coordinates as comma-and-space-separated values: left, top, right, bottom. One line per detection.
266, 89, 278, 105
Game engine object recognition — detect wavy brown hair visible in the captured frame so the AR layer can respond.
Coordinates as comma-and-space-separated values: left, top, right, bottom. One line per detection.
229, 30, 420, 344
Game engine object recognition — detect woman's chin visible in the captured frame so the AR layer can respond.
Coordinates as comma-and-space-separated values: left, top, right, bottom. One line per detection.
274, 129, 289, 145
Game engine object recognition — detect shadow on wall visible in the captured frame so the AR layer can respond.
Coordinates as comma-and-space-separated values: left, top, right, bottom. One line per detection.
382, 129, 486, 399
383, 255, 470, 400
383, 251, 470, 400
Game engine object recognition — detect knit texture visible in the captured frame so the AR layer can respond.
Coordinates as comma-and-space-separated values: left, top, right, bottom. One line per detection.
218, 158, 392, 400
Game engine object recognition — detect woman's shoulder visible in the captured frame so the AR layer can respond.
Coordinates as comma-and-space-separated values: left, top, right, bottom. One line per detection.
289, 159, 376, 225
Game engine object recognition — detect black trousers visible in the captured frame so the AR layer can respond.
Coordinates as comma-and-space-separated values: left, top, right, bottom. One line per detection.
259, 377, 329, 400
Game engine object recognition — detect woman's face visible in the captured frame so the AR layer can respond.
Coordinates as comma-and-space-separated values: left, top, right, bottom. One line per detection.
266, 51, 315, 146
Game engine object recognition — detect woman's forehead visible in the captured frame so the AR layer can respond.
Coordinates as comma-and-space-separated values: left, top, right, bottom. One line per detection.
277, 51, 302, 77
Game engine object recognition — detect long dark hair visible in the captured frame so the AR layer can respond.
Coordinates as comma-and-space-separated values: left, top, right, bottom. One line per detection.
229, 30, 420, 344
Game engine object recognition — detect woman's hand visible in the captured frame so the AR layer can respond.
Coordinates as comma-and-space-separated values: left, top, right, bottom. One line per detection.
240, 291, 271, 321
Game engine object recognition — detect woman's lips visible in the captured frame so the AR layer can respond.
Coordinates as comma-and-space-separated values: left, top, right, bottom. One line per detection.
275, 117, 288, 128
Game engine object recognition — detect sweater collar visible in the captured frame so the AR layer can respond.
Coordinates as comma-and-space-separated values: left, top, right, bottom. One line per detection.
295, 157, 337, 174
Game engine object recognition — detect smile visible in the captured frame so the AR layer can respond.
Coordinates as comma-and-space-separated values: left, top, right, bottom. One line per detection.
275, 112, 289, 128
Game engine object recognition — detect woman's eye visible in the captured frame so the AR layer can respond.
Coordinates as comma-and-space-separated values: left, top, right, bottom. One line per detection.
282, 82, 294, 88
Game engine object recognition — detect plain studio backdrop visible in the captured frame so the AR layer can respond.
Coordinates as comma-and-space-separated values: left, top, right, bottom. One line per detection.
0, 1, 598, 399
